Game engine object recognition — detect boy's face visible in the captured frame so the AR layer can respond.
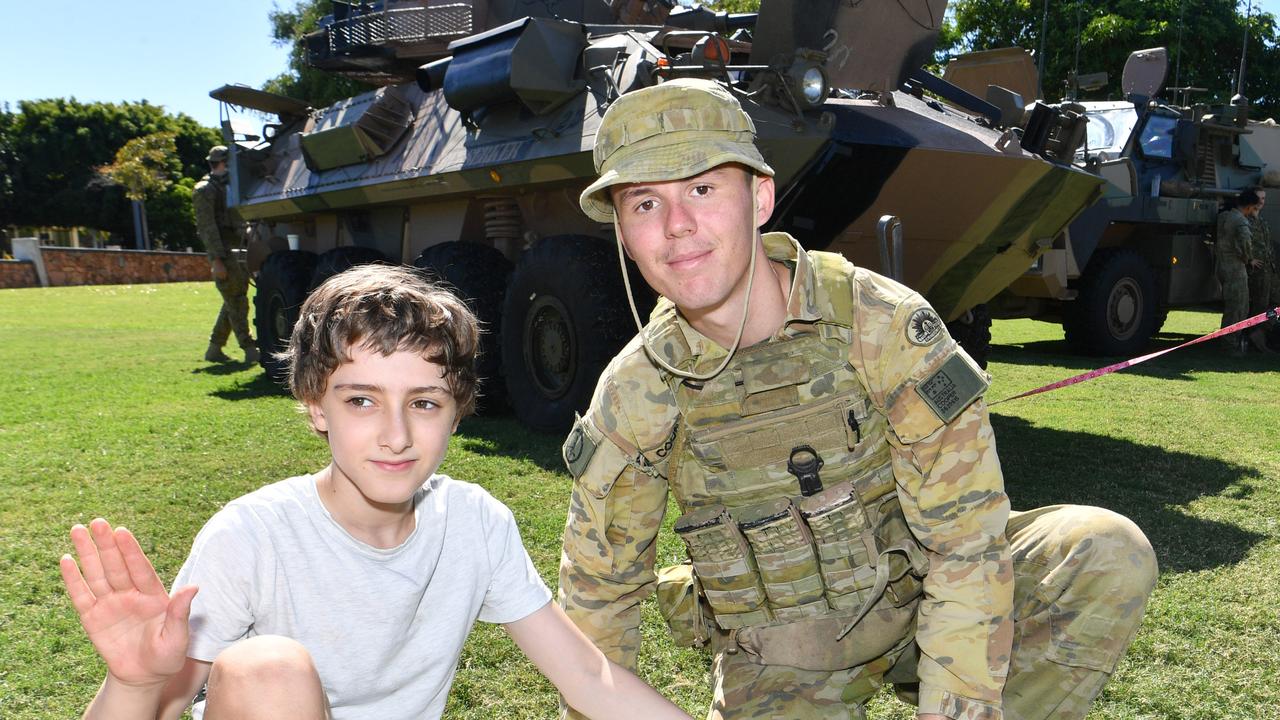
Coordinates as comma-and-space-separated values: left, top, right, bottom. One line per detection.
306, 344, 459, 510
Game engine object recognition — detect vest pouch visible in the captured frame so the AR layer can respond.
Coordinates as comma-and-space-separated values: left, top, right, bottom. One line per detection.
655, 563, 711, 648
737, 498, 827, 622
674, 504, 770, 629
867, 494, 928, 607
798, 480, 877, 610
734, 595, 920, 671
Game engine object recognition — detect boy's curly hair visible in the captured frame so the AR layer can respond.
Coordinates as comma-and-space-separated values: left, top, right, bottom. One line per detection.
281, 263, 480, 418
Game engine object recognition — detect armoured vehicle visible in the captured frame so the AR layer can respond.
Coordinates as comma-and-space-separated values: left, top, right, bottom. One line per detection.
212, 0, 1100, 431
973, 47, 1280, 355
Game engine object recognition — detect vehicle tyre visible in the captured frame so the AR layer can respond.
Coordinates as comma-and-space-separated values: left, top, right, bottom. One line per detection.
254, 250, 319, 383
414, 242, 514, 414
946, 304, 991, 369
502, 235, 638, 433
308, 246, 387, 291
1063, 248, 1158, 356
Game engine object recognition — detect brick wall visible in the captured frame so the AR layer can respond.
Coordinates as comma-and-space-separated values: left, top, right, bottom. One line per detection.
40, 248, 210, 287
0, 259, 38, 289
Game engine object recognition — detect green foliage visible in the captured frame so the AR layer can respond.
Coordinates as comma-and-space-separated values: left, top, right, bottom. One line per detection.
97, 131, 179, 202
706, 0, 760, 11
946, 0, 1280, 118
2, 282, 1278, 718
263, 0, 373, 107
0, 99, 219, 245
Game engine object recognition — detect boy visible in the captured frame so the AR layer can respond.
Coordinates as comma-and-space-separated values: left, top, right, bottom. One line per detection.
60, 264, 691, 720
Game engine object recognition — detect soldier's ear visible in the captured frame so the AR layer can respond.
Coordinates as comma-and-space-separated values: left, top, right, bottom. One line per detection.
754, 175, 775, 228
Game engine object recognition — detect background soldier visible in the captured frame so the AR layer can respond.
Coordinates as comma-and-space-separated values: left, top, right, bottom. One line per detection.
559, 79, 1158, 720
1245, 187, 1278, 352
193, 146, 257, 364
1216, 189, 1261, 355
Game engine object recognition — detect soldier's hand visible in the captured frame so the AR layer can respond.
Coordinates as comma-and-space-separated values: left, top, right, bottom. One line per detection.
60, 519, 197, 690
211, 258, 229, 281
1251, 259, 1264, 269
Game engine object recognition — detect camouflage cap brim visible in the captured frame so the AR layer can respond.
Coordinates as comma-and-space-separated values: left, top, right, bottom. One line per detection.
579, 135, 774, 223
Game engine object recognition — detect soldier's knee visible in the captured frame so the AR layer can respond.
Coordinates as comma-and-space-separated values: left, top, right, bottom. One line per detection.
210, 634, 321, 691
1059, 506, 1158, 597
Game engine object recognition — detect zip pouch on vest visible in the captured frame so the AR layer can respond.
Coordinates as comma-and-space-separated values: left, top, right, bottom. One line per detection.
674, 505, 769, 628
655, 563, 711, 649
737, 498, 826, 622
799, 479, 879, 611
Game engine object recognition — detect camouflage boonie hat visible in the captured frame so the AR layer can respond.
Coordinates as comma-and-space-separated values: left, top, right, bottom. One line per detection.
206, 145, 230, 163
579, 78, 775, 223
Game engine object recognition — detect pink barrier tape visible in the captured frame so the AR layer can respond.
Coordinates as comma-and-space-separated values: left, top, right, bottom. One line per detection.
991, 306, 1280, 406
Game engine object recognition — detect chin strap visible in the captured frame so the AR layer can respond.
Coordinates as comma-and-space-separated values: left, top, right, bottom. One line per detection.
614, 179, 762, 381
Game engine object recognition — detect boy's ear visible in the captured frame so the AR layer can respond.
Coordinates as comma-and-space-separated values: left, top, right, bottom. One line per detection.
306, 401, 328, 433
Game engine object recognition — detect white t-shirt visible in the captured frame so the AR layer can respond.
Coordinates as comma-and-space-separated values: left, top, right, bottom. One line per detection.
173, 473, 552, 719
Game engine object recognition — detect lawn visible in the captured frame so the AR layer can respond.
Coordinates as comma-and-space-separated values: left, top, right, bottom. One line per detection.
0, 281, 1276, 719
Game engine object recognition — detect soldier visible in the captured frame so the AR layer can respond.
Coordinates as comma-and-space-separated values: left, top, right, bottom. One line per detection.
558, 78, 1158, 720
1216, 189, 1261, 355
194, 145, 257, 364
1245, 187, 1278, 352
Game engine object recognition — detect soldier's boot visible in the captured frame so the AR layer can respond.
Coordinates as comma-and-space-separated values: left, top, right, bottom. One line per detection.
205, 343, 233, 363
243, 344, 260, 364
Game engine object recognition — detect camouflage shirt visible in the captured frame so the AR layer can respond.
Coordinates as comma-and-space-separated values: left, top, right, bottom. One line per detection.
1216, 208, 1253, 266
1248, 214, 1273, 264
559, 233, 1013, 719
193, 173, 237, 260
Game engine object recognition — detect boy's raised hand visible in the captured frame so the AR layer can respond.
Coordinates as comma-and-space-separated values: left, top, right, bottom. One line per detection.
60, 518, 197, 689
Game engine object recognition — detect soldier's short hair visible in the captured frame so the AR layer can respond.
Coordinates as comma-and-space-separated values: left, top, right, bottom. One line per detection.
282, 264, 480, 418
1239, 188, 1263, 208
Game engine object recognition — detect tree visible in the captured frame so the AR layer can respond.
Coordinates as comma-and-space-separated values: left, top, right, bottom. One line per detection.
263, 1, 373, 107
97, 132, 180, 249
943, 0, 1280, 118
0, 99, 218, 249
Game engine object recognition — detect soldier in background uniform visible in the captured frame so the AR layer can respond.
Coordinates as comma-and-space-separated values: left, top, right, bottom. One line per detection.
558, 79, 1158, 720
1244, 187, 1278, 352
193, 145, 257, 364
1216, 189, 1261, 355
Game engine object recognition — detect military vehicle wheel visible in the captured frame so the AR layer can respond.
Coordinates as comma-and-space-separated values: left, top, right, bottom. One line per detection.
502, 236, 635, 433
947, 304, 991, 369
1063, 248, 1157, 356
308, 246, 387, 290
414, 242, 513, 414
255, 250, 319, 383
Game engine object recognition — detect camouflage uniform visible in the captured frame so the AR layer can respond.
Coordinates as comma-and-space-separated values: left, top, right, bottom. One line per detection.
1248, 215, 1277, 314
1216, 208, 1252, 333
560, 79, 1156, 720
559, 232, 1157, 720
193, 147, 253, 354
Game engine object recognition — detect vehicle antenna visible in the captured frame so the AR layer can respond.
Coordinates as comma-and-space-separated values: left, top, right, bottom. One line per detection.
1070, 0, 1083, 100
1238, 0, 1253, 97
1174, 0, 1185, 89
1037, 0, 1049, 97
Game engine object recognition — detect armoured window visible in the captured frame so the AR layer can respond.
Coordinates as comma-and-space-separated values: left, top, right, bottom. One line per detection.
1138, 115, 1177, 159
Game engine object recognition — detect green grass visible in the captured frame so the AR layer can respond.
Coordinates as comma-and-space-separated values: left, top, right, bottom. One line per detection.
0, 282, 1276, 719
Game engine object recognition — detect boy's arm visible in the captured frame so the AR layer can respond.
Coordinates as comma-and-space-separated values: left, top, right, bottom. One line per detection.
503, 602, 692, 720
60, 519, 210, 719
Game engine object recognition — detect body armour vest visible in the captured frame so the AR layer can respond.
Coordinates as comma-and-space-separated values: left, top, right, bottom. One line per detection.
651, 251, 928, 671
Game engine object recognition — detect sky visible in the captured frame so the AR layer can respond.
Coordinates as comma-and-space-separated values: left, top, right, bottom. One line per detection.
2, 0, 1279, 132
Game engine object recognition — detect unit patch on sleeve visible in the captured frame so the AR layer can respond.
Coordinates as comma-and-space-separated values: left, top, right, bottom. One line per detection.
915, 352, 989, 423
907, 308, 944, 346
563, 416, 599, 480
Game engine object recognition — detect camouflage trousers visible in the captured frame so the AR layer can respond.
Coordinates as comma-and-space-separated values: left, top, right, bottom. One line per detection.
1248, 264, 1273, 316
210, 263, 253, 349
1217, 261, 1250, 330
707, 505, 1157, 720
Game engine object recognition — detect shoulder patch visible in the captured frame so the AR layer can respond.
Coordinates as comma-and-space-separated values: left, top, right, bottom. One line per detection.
915, 352, 989, 423
563, 417, 599, 480
907, 308, 944, 346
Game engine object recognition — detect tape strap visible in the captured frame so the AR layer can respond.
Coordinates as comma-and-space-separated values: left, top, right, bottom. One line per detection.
994, 305, 1280, 405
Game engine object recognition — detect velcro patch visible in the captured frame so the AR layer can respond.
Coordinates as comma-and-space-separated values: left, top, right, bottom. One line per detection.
563, 416, 599, 480
915, 352, 988, 423
907, 308, 944, 346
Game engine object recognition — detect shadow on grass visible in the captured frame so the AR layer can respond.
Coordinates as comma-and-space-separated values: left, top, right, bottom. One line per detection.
992, 414, 1265, 574
191, 361, 257, 376
208, 372, 290, 401
456, 414, 566, 473
990, 332, 1279, 381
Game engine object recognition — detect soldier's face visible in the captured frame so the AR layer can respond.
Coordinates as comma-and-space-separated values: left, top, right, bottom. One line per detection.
612, 165, 774, 316
305, 344, 458, 514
